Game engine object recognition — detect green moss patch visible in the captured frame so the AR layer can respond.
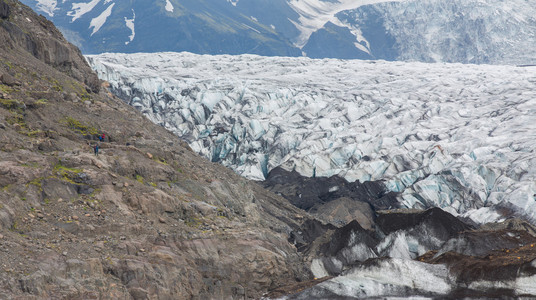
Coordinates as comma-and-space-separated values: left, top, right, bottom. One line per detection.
61, 116, 99, 136
69, 80, 91, 102
53, 162, 83, 184
0, 84, 16, 94
0, 98, 23, 112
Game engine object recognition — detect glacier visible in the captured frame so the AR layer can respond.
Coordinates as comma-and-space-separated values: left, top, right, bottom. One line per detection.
86, 52, 536, 225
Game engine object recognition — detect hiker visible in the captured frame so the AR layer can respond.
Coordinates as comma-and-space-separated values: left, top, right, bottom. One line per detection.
101, 133, 105, 141
93, 144, 99, 156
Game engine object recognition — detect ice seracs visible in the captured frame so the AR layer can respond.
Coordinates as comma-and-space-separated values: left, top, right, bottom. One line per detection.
86, 52, 536, 225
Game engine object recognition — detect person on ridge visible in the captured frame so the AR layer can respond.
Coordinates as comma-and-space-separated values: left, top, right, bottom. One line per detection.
93, 144, 99, 156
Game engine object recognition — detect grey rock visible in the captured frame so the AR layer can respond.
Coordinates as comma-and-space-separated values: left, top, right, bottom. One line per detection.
0, 1, 9, 19
0, 208, 14, 230
0, 72, 18, 86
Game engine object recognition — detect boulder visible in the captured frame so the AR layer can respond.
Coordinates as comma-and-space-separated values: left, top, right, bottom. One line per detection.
0, 1, 9, 19
0, 71, 18, 86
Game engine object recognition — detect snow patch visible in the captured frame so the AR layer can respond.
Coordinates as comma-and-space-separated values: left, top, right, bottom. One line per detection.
35, 0, 57, 17
227, 0, 238, 7
89, 3, 115, 36
165, 0, 173, 12
124, 9, 135, 45
242, 23, 260, 34
288, 0, 405, 48
68, 0, 102, 22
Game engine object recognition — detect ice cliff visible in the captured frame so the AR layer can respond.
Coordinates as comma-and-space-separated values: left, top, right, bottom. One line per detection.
86, 52, 536, 224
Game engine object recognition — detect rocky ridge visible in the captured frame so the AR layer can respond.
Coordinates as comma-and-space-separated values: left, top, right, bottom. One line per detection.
0, 1, 310, 298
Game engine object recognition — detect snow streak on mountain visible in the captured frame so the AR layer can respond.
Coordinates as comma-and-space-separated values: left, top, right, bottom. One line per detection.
21, 0, 536, 64
87, 52, 536, 225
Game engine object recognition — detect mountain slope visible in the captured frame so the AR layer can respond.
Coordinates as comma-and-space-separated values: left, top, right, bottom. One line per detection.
0, 1, 311, 298
341, 0, 536, 64
19, 0, 536, 64
20, 0, 304, 55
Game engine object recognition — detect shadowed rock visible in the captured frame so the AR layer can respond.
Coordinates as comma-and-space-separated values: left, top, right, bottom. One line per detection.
377, 207, 472, 237
263, 167, 399, 227
0, 1, 9, 19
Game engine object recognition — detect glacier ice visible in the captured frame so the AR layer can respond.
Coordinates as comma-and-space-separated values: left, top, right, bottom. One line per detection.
292, 258, 453, 299
86, 52, 536, 224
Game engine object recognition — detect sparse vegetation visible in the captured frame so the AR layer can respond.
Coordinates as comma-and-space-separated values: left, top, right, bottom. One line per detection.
0, 98, 23, 111
25, 129, 43, 137
69, 81, 91, 102
153, 157, 168, 165
2, 59, 14, 70
0, 84, 16, 94
1, 99, 47, 137
185, 216, 202, 228
53, 161, 83, 184
26, 177, 44, 192
61, 116, 99, 136
35, 99, 48, 105
135, 174, 144, 184
6, 112, 28, 132
20, 162, 39, 168
51, 79, 62, 92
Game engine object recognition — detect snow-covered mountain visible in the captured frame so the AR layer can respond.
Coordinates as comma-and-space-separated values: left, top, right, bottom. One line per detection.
86, 52, 536, 226
22, 0, 536, 64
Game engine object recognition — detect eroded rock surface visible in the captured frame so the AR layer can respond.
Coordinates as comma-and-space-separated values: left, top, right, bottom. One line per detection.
274, 208, 536, 299
0, 1, 310, 298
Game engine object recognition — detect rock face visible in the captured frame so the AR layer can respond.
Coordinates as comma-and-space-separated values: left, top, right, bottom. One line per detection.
0, 0, 99, 92
263, 167, 396, 229
276, 209, 536, 299
0, 1, 9, 19
0, 1, 310, 298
